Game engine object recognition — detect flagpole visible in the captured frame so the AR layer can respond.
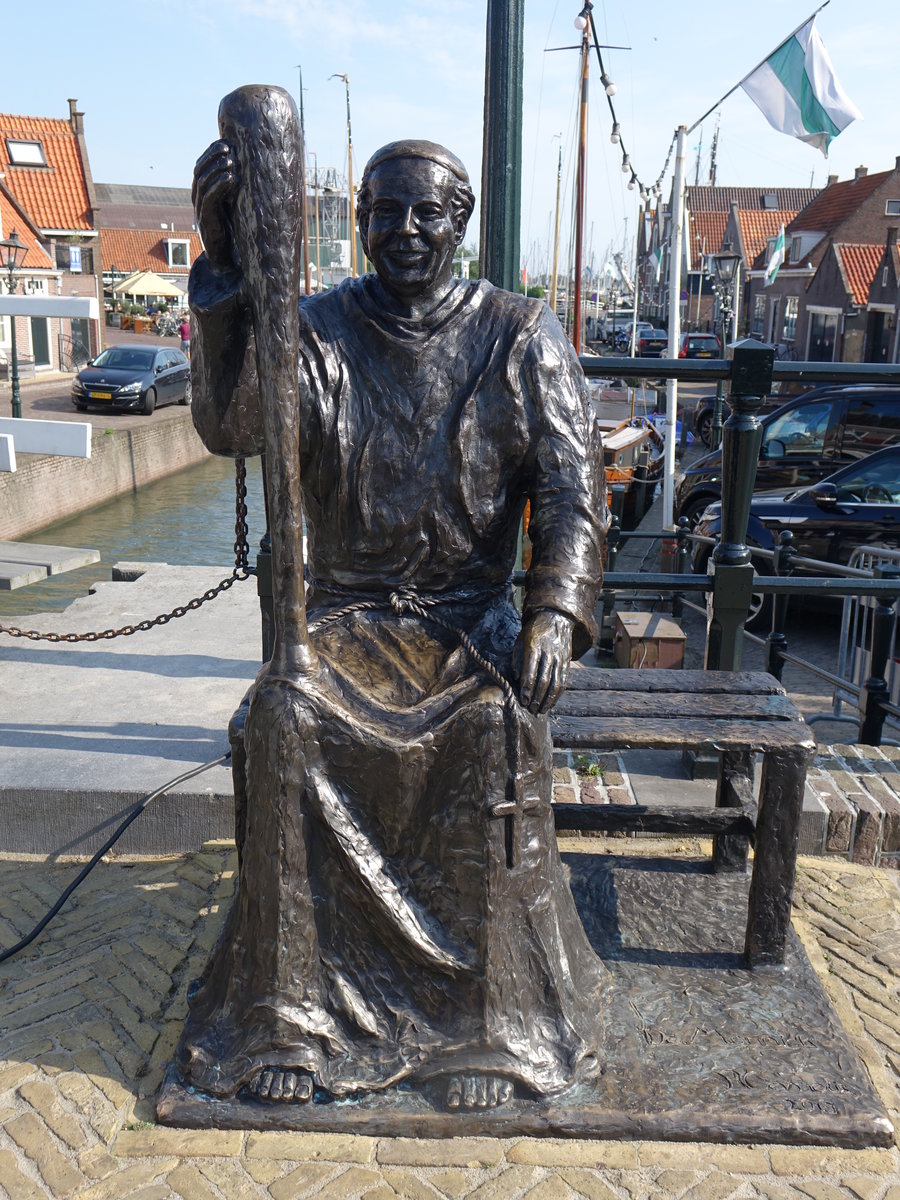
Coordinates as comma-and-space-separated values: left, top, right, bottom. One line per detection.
663, 125, 687, 530
687, 0, 830, 133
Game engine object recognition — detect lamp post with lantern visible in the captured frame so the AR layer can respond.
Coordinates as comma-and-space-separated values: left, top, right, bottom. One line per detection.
0, 229, 28, 419
709, 245, 741, 450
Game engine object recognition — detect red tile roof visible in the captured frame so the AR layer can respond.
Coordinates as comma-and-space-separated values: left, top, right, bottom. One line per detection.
787, 170, 892, 235
686, 211, 728, 266
99, 227, 203, 275
0, 187, 53, 270
0, 112, 92, 233
835, 243, 883, 305
737, 210, 798, 269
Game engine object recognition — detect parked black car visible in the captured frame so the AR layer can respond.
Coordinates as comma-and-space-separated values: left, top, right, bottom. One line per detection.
691, 446, 900, 627
71, 345, 191, 415
635, 328, 668, 357
675, 384, 900, 529
692, 381, 827, 448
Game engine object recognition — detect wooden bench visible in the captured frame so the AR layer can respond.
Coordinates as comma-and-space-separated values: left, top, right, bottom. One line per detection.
550, 667, 817, 968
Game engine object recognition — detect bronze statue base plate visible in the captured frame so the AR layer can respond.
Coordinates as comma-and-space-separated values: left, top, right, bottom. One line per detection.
157, 853, 893, 1145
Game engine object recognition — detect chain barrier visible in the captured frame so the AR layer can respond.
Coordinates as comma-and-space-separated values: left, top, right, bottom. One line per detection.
0, 460, 254, 644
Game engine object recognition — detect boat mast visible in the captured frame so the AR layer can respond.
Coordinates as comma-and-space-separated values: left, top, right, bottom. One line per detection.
549, 140, 562, 317
572, 3, 590, 353
331, 74, 358, 278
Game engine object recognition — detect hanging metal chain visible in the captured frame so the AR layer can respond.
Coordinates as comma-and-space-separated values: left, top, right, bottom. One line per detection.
0, 460, 254, 643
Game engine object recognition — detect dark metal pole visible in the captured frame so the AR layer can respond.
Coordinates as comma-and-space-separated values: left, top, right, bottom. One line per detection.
858, 565, 900, 746
765, 530, 795, 681
706, 338, 775, 671
480, 0, 524, 291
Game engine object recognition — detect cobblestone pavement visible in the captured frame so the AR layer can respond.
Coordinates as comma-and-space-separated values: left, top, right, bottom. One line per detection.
1, 842, 898, 1199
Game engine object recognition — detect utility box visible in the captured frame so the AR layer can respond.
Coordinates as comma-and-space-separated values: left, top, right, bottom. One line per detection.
614, 611, 686, 670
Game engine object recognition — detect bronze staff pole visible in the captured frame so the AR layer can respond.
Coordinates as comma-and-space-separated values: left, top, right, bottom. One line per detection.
218, 85, 313, 671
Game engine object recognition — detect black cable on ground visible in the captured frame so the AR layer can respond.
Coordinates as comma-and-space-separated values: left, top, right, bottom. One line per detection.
0, 752, 231, 965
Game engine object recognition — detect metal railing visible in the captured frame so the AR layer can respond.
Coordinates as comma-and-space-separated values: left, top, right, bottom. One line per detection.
581, 339, 900, 745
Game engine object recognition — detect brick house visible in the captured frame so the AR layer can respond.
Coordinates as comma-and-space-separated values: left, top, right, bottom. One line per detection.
94, 183, 200, 310
0, 100, 101, 369
862, 227, 900, 362
0, 185, 56, 380
642, 185, 818, 334
746, 159, 900, 361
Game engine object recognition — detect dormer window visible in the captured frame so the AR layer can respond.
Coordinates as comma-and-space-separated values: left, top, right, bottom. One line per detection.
165, 238, 190, 268
6, 138, 47, 166
790, 236, 803, 263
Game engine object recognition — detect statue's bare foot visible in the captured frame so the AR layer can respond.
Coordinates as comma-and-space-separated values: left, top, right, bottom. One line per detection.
250, 1069, 314, 1102
445, 1074, 514, 1110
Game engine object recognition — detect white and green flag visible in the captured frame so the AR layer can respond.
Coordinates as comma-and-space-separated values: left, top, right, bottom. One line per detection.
765, 224, 785, 286
651, 246, 664, 283
741, 17, 861, 156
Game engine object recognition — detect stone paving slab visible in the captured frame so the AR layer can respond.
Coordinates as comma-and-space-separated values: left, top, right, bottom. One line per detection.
0, 840, 898, 1198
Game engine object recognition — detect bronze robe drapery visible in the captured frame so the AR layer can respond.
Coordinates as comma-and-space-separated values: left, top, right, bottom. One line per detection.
177, 270, 609, 1099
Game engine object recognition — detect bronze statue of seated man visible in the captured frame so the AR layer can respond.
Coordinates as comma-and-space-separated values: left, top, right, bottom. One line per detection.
175, 91, 608, 1113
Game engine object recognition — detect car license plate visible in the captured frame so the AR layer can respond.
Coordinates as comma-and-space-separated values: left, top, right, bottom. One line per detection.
697, 352, 713, 358
90, 391, 112, 400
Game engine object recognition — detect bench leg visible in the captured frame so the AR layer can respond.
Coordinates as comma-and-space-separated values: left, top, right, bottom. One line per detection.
712, 750, 753, 873
743, 748, 812, 967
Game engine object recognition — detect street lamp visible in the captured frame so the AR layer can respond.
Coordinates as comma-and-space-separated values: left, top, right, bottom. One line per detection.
0, 229, 28, 419
709, 247, 742, 449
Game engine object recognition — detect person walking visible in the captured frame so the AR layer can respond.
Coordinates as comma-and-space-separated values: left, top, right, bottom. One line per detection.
177, 316, 190, 356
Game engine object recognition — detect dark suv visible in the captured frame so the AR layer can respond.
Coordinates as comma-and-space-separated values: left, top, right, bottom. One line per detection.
674, 384, 900, 527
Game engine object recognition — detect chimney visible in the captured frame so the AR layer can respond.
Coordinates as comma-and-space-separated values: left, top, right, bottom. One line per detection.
887, 227, 899, 249
854, 165, 868, 181
67, 98, 83, 135
826, 174, 838, 186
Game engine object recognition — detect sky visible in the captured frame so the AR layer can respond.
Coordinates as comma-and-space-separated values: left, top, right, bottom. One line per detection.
6, 0, 897, 281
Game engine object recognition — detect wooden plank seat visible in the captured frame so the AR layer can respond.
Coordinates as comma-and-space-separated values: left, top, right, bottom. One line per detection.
550, 666, 817, 968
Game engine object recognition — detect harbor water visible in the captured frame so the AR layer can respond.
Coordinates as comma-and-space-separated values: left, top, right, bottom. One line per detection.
0, 456, 267, 620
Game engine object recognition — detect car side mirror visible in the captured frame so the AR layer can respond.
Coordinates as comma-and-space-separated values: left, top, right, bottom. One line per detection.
155, 363, 165, 374
810, 482, 838, 508
763, 437, 786, 460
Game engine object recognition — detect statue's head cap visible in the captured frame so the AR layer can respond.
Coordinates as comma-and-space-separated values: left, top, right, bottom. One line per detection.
362, 140, 470, 186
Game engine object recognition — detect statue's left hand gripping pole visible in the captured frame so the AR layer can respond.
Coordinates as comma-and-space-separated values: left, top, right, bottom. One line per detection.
218, 85, 316, 681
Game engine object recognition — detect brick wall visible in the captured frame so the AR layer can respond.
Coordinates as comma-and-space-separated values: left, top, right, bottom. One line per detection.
0, 411, 210, 539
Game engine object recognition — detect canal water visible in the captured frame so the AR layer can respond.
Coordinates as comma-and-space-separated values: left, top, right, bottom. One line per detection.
0, 456, 267, 619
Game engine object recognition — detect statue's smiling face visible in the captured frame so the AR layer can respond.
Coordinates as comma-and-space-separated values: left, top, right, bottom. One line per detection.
362, 158, 464, 299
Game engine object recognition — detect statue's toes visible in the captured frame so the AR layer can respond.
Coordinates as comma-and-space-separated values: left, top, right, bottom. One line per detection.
290, 1072, 314, 1102
249, 1068, 314, 1102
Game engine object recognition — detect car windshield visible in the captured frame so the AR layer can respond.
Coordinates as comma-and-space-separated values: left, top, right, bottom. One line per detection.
832, 453, 900, 504
92, 348, 156, 371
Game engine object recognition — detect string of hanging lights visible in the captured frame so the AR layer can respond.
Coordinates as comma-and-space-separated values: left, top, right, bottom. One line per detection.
574, 2, 677, 206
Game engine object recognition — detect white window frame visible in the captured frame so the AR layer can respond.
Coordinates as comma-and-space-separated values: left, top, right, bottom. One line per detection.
885, 199, 900, 216
790, 236, 803, 263
165, 238, 191, 268
5, 138, 47, 166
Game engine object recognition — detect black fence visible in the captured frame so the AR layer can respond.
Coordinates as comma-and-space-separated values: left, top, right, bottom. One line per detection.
578, 340, 900, 745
